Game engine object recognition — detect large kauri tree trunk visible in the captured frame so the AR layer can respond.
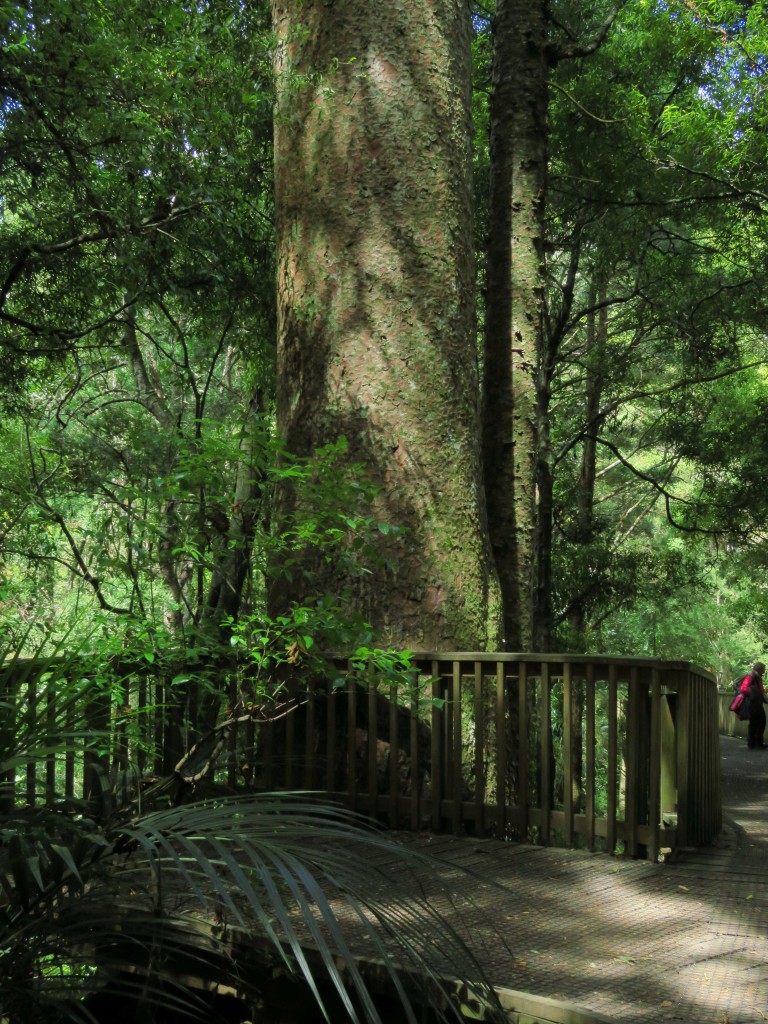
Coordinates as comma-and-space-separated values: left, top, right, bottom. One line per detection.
271, 0, 502, 650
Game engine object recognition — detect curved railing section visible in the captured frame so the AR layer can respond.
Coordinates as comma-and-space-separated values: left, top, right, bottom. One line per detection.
253, 653, 721, 860
3, 652, 721, 860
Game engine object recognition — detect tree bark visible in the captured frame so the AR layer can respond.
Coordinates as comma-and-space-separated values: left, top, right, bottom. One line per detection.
566, 284, 607, 649
271, 0, 502, 650
482, 0, 550, 650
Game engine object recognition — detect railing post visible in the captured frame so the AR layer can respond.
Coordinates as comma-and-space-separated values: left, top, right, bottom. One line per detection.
606, 664, 618, 855
624, 666, 640, 858
450, 660, 462, 834
647, 667, 662, 862
473, 660, 484, 835
540, 663, 552, 846
675, 671, 691, 848
324, 674, 336, 794
346, 662, 357, 810
517, 661, 528, 841
25, 676, 37, 806
367, 668, 378, 817
388, 678, 399, 827
409, 675, 420, 829
584, 663, 596, 851
660, 689, 677, 827
84, 681, 111, 808
495, 660, 507, 836
430, 660, 443, 831
562, 662, 574, 847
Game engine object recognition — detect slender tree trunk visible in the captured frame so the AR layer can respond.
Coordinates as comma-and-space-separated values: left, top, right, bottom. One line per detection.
567, 284, 607, 649
482, 0, 550, 651
271, 0, 502, 650
533, 369, 554, 651
204, 388, 266, 626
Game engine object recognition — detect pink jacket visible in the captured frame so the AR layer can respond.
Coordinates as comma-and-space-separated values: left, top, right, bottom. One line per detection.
740, 673, 768, 702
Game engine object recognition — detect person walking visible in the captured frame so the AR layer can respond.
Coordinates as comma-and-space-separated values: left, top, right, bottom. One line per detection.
739, 662, 768, 749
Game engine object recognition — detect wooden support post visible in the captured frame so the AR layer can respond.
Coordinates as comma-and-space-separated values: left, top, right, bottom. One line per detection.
473, 661, 484, 834
346, 665, 357, 810
585, 663, 596, 851
367, 669, 378, 817
563, 663, 573, 848
518, 662, 528, 841
430, 661, 443, 831
451, 661, 462, 834
388, 680, 399, 827
409, 677, 420, 830
676, 672, 691, 849
496, 661, 507, 836
325, 675, 336, 794
648, 667, 662, 861
540, 663, 552, 846
607, 665, 618, 855
625, 667, 640, 857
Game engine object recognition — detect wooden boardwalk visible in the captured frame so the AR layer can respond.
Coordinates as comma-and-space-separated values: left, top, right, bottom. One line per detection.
330, 734, 768, 1024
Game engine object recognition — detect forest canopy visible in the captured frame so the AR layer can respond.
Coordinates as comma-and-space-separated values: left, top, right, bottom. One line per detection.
2, 0, 768, 699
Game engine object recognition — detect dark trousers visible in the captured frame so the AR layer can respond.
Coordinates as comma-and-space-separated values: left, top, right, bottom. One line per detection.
748, 703, 766, 748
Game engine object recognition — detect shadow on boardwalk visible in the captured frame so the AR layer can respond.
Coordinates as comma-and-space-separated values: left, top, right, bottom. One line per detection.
380, 735, 768, 1024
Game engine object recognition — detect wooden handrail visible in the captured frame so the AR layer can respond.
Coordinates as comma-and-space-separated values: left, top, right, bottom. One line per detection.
5, 652, 722, 859
249, 653, 721, 859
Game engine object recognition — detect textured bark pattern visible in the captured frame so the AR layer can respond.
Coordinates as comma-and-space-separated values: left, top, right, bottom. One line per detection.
566, 290, 606, 649
272, 0, 501, 649
481, 0, 549, 650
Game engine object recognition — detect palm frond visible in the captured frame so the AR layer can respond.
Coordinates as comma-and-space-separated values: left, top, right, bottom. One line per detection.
0, 626, 506, 1024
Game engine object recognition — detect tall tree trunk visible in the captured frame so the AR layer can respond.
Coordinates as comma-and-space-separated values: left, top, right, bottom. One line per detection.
482, 0, 550, 651
567, 284, 607, 649
533, 367, 554, 651
204, 388, 266, 627
271, 0, 502, 650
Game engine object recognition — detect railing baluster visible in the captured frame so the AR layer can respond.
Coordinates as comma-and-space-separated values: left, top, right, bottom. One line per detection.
451, 660, 462, 834
228, 675, 238, 789
46, 683, 56, 804
346, 663, 357, 809
473, 661, 484, 834
388, 679, 399, 827
26, 676, 37, 806
645, 668, 661, 860
676, 670, 691, 849
495, 660, 506, 837
563, 662, 573, 847
367, 669, 378, 817
540, 663, 552, 846
325, 674, 336, 794
409, 678, 419, 830
607, 664, 618, 855
585, 663, 595, 851
625, 666, 640, 858
518, 661, 528, 842
430, 660, 442, 831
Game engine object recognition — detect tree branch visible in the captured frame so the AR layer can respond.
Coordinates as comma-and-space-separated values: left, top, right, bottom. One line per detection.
550, 2, 628, 62
591, 435, 736, 537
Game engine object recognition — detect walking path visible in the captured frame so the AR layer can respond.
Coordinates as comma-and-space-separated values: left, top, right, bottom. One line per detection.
385, 735, 768, 1024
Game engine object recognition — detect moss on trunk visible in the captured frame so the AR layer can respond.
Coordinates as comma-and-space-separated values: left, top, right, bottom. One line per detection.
481, 0, 550, 651
272, 0, 502, 650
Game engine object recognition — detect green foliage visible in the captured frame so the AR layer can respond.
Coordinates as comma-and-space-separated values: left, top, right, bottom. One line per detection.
3, 0, 768, 678
538, 0, 768, 656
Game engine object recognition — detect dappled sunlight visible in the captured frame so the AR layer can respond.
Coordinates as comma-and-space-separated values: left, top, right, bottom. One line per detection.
339, 733, 768, 1023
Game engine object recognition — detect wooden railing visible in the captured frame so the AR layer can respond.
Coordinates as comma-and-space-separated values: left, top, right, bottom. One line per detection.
245, 653, 721, 859
3, 653, 722, 860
